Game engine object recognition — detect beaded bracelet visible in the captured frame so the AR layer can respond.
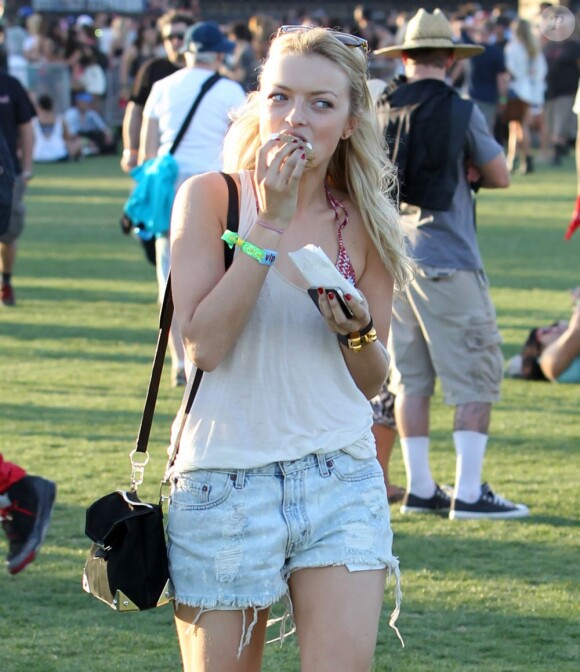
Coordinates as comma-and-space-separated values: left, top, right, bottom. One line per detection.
221, 230, 277, 266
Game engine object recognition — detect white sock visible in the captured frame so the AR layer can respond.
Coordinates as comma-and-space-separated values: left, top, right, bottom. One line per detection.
453, 431, 488, 503
172, 359, 185, 372
400, 436, 435, 498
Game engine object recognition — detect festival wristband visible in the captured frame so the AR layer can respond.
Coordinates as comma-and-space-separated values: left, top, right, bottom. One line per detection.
337, 318, 378, 352
221, 230, 277, 266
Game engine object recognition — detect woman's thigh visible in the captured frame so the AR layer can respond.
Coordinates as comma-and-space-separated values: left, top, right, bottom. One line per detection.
290, 565, 388, 672
175, 605, 270, 672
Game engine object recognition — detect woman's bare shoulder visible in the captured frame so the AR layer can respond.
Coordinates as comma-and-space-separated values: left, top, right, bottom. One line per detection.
173, 171, 240, 236
178, 170, 235, 197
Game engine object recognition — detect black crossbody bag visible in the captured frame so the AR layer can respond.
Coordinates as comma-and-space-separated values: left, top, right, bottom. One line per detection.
83, 173, 239, 612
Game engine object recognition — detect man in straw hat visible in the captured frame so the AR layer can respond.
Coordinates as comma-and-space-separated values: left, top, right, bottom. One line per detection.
375, 9, 530, 520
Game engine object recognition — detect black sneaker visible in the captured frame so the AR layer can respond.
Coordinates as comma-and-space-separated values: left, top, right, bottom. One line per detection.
400, 484, 451, 514
1, 476, 56, 574
450, 482, 529, 520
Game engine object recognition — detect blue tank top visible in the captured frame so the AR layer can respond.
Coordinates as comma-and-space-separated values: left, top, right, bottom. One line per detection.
557, 357, 580, 383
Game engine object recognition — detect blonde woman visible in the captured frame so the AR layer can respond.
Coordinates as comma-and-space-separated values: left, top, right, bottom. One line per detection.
504, 18, 547, 174
167, 25, 410, 672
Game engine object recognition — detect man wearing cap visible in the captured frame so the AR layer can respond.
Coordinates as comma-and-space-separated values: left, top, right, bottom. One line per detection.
139, 21, 245, 387
375, 9, 529, 520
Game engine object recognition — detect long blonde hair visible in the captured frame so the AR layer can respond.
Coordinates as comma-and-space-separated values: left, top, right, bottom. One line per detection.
514, 19, 539, 59
222, 28, 412, 291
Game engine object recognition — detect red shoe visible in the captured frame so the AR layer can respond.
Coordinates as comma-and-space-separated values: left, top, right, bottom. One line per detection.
1, 476, 56, 574
1, 283, 15, 306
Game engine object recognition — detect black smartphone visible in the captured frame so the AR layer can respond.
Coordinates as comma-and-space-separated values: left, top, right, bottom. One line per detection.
307, 287, 354, 319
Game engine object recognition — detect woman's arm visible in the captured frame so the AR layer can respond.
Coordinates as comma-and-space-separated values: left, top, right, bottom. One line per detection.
171, 137, 306, 372
539, 305, 580, 380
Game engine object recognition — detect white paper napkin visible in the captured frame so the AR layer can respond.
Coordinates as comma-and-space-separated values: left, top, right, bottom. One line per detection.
288, 244, 362, 300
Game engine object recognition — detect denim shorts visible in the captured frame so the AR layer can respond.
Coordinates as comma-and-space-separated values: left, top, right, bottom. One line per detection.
167, 448, 401, 649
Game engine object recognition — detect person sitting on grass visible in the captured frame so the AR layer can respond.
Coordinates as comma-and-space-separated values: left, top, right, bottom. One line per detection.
64, 92, 116, 157
32, 94, 83, 162
514, 287, 580, 383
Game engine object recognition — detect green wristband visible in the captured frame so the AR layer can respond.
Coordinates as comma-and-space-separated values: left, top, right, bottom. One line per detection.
221, 230, 277, 266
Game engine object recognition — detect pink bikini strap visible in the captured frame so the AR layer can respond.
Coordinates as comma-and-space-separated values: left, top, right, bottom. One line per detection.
325, 187, 357, 285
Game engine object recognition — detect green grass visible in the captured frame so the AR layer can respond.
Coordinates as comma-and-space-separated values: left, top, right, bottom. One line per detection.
0, 156, 579, 671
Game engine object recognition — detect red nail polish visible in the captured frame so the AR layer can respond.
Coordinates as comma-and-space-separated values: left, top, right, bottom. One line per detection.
345, 294, 352, 301
301, 153, 306, 160
327, 292, 335, 300
318, 287, 324, 295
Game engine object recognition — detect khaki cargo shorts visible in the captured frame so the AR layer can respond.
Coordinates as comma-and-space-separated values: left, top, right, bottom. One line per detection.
388, 268, 503, 405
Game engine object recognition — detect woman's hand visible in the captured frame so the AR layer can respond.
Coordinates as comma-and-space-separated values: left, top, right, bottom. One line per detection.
316, 288, 372, 336
254, 133, 308, 228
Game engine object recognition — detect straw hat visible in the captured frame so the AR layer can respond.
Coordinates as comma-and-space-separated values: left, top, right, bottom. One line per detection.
374, 8, 484, 60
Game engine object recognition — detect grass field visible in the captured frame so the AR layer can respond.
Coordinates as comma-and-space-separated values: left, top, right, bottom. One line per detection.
0, 155, 578, 671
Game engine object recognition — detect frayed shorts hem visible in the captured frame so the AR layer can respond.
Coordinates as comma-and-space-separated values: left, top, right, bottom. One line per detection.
174, 589, 294, 659
173, 587, 287, 613
284, 557, 393, 580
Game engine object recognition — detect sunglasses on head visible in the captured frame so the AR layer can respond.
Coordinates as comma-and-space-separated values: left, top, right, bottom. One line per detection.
164, 32, 185, 41
275, 25, 369, 54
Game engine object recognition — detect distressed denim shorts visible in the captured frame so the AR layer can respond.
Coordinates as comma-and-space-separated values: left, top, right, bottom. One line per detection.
167, 448, 402, 649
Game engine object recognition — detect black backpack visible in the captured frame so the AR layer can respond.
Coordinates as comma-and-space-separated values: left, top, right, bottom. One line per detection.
376, 77, 473, 211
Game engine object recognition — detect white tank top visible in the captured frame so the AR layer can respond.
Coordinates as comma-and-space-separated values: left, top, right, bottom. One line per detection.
32, 117, 68, 162
172, 171, 375, 472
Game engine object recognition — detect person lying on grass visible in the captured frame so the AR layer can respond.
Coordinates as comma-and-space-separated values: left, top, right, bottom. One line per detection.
513, 287, 580, 383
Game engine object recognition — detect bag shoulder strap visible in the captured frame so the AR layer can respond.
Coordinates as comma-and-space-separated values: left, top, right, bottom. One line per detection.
134, 172, 239, 457
169, 72, 222, 155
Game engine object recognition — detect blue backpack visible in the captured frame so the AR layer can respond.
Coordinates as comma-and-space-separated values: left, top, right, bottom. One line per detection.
121, 72, 221, 237
123, 154, 179, 236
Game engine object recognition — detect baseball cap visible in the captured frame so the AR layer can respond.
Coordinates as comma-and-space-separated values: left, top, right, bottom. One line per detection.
76, 14, 94, 27
180, 21, 235, 55
17, 6, 35, 19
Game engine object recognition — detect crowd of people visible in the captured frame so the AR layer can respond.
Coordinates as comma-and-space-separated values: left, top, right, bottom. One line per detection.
1, 1, 579, 670
0, 2, 579, 166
